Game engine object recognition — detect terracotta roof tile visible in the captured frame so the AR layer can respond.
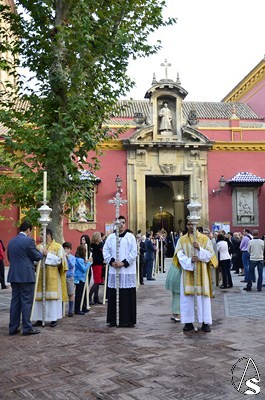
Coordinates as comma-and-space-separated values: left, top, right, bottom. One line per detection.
117, 100, 260, 120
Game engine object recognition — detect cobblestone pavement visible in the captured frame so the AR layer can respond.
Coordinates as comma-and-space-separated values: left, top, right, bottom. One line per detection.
1, 261, 265, 399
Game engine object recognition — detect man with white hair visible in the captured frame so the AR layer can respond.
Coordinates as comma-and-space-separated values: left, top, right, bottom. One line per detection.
243, 229, 264, 292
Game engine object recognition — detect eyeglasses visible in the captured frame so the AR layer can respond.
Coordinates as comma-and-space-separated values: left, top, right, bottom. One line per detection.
119, 221, 126, 224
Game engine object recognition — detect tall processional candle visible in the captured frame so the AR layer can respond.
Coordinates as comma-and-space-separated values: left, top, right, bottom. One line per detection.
192, 162, 197, 196
43, 171, 47, 202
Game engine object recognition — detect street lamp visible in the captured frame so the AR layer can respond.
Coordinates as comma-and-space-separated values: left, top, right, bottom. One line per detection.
219, 175, 226, 189
211, 175, 226, 195
115, 175, 122, 191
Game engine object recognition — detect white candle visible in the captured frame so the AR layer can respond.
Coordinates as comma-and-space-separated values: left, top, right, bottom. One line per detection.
43, 171, 47, 202
193, 162, 197, 195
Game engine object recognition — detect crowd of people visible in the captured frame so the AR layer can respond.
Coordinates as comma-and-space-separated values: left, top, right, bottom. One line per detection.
4, 219, 265, 336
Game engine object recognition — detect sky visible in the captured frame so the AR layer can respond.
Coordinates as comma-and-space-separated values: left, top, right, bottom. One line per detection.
124, 0, 265, 102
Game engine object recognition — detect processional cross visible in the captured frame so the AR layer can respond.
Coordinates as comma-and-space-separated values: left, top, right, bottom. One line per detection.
107, 176, 128, 327
108, 191, 128, 224
161, 58, 172, 80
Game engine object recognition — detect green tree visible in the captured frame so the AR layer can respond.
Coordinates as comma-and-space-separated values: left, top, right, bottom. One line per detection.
0, 0, 176, 241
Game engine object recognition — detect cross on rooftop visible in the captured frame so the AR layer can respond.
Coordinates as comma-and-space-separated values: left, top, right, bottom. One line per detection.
161, 58, 171, 80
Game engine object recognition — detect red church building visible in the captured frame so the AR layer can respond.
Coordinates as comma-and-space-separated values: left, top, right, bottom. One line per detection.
1, 57, 265, 254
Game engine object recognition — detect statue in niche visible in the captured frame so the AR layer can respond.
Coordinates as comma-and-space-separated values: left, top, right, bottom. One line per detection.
159, 102, 173, 132
77, 200, 88, 222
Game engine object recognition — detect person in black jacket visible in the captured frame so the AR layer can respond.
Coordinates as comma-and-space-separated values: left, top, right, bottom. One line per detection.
145, 232, 156, 281
139, 235, 146, 284
7, 221, 44, 335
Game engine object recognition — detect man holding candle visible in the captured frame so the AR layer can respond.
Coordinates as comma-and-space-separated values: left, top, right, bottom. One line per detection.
174, 220, 218, 333
32, 228, 68, 328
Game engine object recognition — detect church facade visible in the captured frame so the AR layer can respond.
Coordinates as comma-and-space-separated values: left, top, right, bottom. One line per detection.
1, 6, 265, 252
67, 57, 265, 246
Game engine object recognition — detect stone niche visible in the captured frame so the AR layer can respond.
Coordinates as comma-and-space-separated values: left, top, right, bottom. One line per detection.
157, 97, 176, 136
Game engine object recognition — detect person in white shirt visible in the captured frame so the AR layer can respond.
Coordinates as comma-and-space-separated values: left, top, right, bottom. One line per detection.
243, 230, 264, 292
216, 233, 233, 289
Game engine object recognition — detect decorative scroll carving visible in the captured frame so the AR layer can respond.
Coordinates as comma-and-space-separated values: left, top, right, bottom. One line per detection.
159, 164, 177, 174
68, 222, 96, 232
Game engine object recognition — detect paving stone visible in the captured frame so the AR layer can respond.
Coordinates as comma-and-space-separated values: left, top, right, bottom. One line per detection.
0, 266, 265, 399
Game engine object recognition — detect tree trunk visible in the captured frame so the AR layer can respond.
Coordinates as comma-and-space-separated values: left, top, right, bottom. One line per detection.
49, 190, 65, 244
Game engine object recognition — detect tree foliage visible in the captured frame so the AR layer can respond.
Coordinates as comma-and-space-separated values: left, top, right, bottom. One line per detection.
0, 0, 176, 239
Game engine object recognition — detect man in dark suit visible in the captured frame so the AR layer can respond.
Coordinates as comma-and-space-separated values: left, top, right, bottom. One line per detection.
7, 220, 44, 335
145, 232, 156, 281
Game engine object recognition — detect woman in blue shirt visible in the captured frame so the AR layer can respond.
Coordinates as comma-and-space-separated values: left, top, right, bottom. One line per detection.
74, 245, 91, 315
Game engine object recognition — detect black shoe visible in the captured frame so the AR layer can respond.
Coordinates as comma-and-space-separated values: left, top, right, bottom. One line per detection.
183, 323, 194, 332
258, 289, 262, 292
50, 321, 58, 328
75, 311, 86, 315
140, 282, 144, 285
107, 323, 116, 327
243, 287, 252, 291
33, 320, 42, 327
147, 278, 156, 281
89, 301, 94, 306
9, 328, 21, 336
23, 328, 41, 335
119, 323, 135, 328
68, 312, 74, 317
82, 308, 90, 313
201, 323, 211, 332
220, 285, 228, 289
94, 300, 103, 304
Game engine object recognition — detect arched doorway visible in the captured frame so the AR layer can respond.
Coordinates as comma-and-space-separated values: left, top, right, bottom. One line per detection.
152, 210, 174, 234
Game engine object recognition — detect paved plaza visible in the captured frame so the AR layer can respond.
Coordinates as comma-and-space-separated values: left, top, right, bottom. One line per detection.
1, 261, 265, 399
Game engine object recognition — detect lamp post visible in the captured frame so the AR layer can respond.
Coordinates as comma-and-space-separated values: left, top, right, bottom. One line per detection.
107, 175, 128, 327
38, 171, 52, 327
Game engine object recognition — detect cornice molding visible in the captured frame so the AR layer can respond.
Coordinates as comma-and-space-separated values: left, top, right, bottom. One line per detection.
98, 140, 123, 150
222, 60, 265, 102
212, 142, 265, 151
200, 127, 264, 131
102, 124, 136, 129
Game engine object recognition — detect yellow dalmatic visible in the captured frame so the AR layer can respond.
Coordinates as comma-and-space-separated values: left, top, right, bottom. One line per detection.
173, 232, 218, 298
35, 240, 68, 302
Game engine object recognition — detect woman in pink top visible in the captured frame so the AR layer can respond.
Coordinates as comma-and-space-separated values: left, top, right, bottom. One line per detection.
0, 240, 8, 289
